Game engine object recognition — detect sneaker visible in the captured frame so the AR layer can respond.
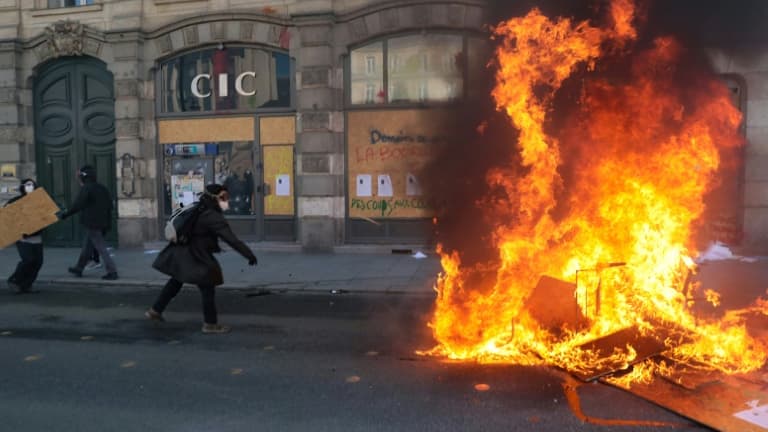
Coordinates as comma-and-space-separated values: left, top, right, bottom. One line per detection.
202, 323, 231, 334
144, 308, 165, 322
67, 267, 83, 277
83, 261, 103, 272
102, 272, 118, 281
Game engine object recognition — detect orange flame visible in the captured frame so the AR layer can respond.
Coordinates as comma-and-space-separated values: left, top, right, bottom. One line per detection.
424, 0, 764, 382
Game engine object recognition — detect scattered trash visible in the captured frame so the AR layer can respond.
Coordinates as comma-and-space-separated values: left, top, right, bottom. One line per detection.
346, 375, 361, 383
80, 335, 94, 341
24, 355, 41, 362
696, 242, 734, 263
230, 368, 244, 375
167, 340, 180, 345
330, 289, 348, 295
263, 346, 275, 351
696, 242, 761, 264
120, 361, 137, 368
1, 331, 11, 336
365, 351, 379, 357
391, 249, 412, 254
143, 250, 160, 255
474, 383, 490, 391
412, 251, 428, 259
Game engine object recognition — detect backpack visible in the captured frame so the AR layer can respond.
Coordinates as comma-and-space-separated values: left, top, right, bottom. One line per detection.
164, 202, 203, 244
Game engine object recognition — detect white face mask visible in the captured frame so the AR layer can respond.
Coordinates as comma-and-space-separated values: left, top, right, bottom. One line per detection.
219, 200, 230, 211
23, 184, 34, 194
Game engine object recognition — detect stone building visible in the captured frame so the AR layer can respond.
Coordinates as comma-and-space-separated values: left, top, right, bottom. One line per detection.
0, 0, 764, 251
0, 0, 489, 250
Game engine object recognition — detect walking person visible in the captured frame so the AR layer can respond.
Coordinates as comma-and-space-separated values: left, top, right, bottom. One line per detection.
6, 179, 45, 294
147, 184, 257, 334
57, 165, 118, 280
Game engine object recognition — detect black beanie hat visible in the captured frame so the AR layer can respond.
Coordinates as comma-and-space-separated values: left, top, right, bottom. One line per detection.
79, 165, 96, 180
205, 184, 227, 195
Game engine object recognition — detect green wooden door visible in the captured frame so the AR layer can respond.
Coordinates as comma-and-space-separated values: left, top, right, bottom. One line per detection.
34, 57, 117, 247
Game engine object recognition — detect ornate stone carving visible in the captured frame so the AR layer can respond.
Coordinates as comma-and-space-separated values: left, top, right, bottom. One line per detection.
44, 20, 84, 58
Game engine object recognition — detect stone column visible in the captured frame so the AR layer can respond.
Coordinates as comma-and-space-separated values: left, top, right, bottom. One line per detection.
107, 28, 157, 247
0, 40, 23, 204
293, 14, 344, 251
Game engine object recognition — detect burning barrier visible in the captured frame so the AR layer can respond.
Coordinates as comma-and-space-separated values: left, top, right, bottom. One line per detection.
421, 0, 765, 390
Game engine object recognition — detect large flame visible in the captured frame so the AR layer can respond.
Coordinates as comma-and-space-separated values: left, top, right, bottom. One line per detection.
425, 0, 765, 382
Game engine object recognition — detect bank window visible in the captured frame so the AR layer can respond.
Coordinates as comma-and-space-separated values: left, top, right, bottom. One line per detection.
158, 46, 291, 114
350, 34, 474, 105
162, 142, 255, 215
48, 0, 93, 7
350, 42, 383, 104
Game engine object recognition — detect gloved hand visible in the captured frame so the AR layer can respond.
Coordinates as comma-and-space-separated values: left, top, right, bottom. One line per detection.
248, 257, 258, 266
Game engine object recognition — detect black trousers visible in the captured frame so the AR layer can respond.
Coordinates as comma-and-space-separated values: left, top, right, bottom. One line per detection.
9, 242, 43, 291
75, 228, 116, 274
152, 278, 217, 324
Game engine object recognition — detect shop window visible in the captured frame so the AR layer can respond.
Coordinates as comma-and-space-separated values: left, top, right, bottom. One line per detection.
158, 46, 291, 114
48, 0, 93, 7
350, 42, 384, 105
350, 34, 474, 105
162, 141, 255, 216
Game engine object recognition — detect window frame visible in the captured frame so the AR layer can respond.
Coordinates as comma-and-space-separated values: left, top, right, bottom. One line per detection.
46, 0, 94, 8
346, 31, 487, 110
154, 43, 296, 119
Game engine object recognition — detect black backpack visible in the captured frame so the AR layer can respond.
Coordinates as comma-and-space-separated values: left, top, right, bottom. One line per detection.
164, 202, 203, 244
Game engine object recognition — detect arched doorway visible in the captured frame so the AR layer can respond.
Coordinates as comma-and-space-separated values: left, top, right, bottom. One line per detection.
33, 56, 117, 247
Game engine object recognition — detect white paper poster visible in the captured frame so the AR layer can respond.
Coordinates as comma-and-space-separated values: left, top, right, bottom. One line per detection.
356, 174, 372, 197
377, 174, 393, 197
406, 173, 422, 196
170, 174, 205, 209
276, 174, 291, 196
181, 191, 195, 206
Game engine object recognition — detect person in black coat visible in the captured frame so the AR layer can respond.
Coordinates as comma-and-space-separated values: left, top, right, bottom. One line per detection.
57, 165, 118, 280
6, 179, 45, 294
147, 184, 257, 334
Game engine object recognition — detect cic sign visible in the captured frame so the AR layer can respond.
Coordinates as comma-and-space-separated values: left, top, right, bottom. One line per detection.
191, 72, 258, 98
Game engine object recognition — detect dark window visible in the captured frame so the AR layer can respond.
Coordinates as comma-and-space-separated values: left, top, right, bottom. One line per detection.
159, 47, 291, 114
48, 0, 94, 8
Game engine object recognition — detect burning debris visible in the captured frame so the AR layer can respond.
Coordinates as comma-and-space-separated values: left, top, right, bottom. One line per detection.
420, 0, 768, 428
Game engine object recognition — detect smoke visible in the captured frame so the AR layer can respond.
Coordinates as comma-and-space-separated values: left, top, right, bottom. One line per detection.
422, 0, 754, 260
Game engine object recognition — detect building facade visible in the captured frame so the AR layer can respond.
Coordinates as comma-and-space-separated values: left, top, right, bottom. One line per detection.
0, 0, 764, 251
0, 0, 490, 250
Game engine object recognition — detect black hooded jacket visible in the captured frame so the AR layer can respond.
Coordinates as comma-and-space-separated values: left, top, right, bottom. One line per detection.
60, 178, 112, 231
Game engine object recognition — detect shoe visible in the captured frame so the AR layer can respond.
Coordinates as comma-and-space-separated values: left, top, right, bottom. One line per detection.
84, 261, 103, 272
202, 323, 231, 334
102, 272, 118, 281
144, 308, 165, 322
68, 267, 83, 277
8, 281, 21, 293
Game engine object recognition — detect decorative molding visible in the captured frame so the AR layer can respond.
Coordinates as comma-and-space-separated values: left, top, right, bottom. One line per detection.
43, 19, 85, 59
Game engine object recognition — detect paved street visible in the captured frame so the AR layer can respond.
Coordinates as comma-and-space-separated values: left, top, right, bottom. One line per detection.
0, 286, 710, 432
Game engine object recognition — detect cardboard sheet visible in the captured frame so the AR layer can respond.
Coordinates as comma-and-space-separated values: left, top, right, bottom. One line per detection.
0, 188, 60, 248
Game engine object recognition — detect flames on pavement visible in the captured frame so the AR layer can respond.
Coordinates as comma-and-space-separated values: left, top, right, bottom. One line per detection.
422, 0, 765, 385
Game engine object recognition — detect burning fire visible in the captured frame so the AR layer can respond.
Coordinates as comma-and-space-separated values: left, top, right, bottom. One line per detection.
424, 0, 765, 382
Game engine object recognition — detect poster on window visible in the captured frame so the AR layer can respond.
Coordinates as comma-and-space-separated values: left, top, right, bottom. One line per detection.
170, 174, 205, 210
347, 110, 448, 219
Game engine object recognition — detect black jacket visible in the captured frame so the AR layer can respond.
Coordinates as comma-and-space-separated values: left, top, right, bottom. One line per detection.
152, 196, 257, 286
61, 181, 112, 230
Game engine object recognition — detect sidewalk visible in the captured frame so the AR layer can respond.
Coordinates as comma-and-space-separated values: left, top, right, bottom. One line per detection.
0, 243, 441, 296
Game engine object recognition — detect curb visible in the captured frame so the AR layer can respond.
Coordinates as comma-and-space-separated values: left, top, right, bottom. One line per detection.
9, 277, 437, 297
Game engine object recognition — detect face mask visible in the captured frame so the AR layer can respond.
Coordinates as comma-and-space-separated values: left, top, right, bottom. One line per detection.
219, 200, 230, 211
23, 184, 34, 194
